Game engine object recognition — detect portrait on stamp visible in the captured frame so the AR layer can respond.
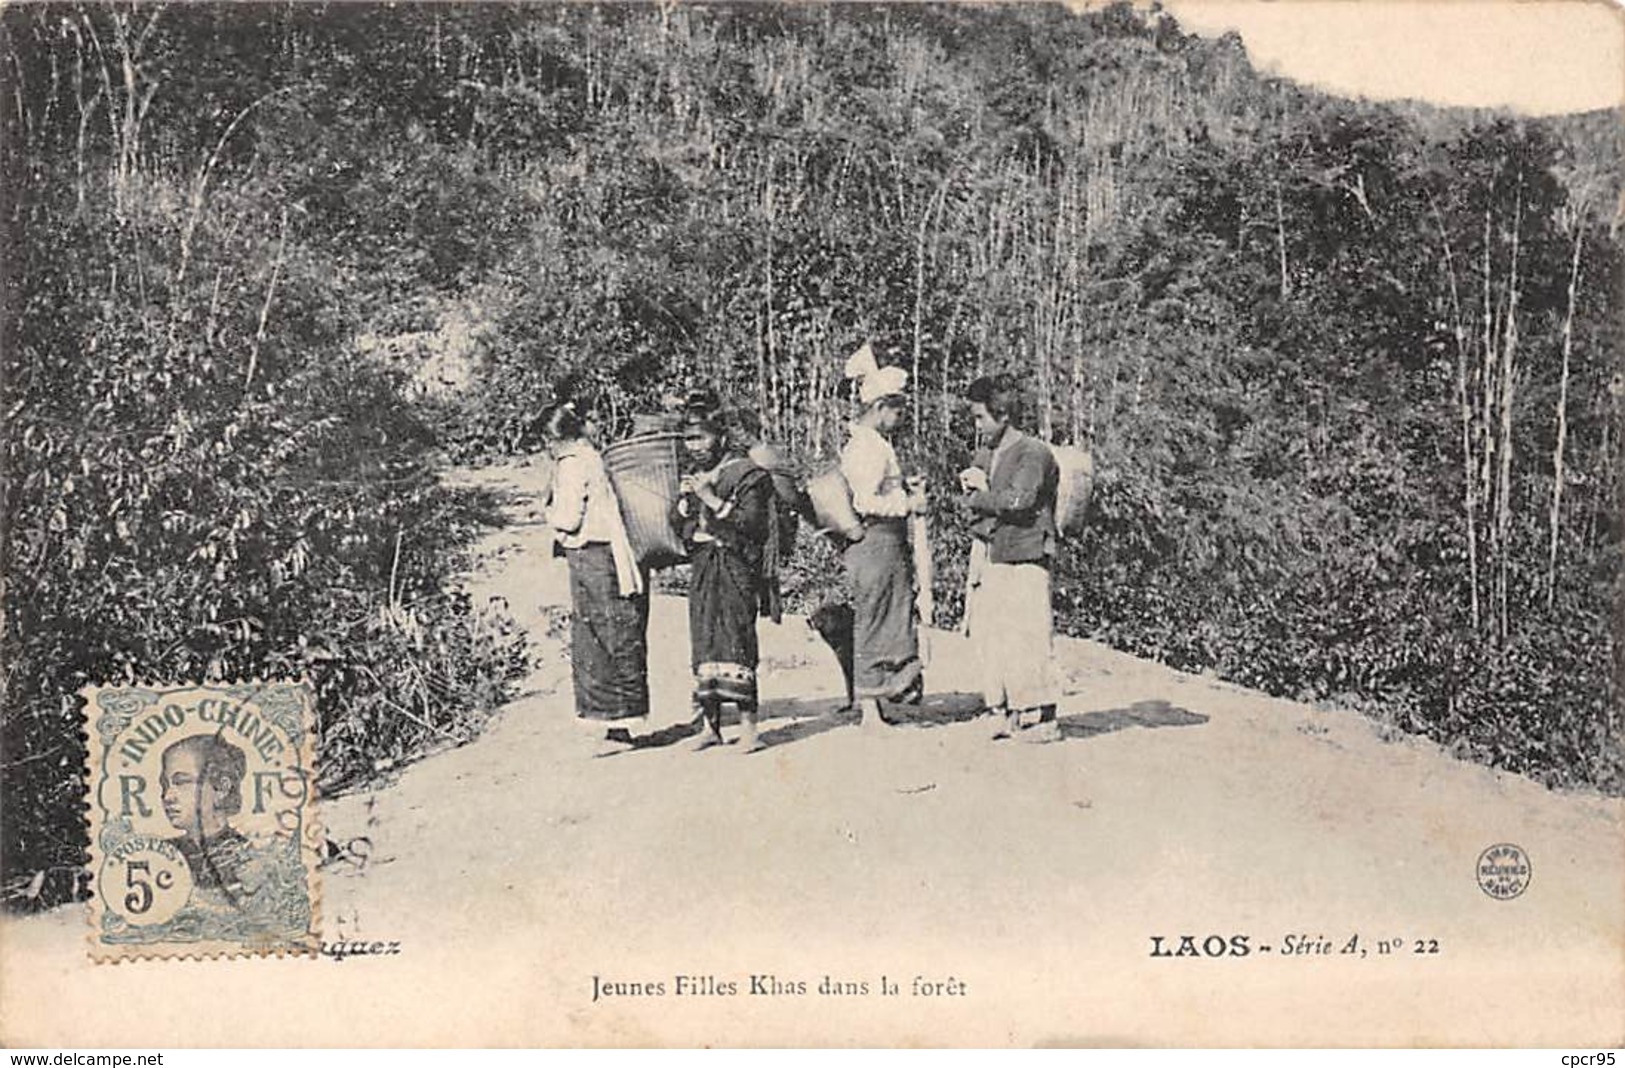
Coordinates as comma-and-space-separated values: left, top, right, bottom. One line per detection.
83, 683, 320, 960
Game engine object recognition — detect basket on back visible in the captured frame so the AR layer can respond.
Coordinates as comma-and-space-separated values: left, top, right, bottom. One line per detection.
602, 431, 687, 569
1050, 444, 1095, 537
806, 466, 864, 542
748, 443, 801, 508
631, 412, 682, 435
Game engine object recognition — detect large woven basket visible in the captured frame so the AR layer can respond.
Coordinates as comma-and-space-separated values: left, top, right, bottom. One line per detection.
1051, 444, 1095, 537
602, 432, 687, 569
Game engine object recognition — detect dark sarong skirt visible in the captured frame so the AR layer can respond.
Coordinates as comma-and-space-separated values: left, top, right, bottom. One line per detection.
564, 543, 650, 721
688, 542, 759, 710
842, 519, 922, 701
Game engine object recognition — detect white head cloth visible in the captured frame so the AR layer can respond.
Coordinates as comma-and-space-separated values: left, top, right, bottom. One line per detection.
844, 342, 908, 406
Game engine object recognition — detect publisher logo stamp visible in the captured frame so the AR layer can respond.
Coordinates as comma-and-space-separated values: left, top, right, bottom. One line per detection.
1476, 843, 1531, 900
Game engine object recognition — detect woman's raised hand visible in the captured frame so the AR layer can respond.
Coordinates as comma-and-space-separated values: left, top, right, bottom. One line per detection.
959, 467, 989, 493
905, 474, 929, 514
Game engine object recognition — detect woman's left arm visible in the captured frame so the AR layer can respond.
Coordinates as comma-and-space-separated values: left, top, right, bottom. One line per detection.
709, 470, 772, 540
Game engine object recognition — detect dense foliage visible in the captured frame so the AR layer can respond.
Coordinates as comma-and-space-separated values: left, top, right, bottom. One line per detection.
3, 2, 1620, 906
433, 3, 1620, 792
1, 3, 531, 908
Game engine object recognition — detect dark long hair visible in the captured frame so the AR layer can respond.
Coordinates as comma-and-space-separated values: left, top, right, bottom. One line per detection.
542, 403, 586, 443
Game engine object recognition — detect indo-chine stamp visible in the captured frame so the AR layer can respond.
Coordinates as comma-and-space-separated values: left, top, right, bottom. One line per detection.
83, 681, 321, 960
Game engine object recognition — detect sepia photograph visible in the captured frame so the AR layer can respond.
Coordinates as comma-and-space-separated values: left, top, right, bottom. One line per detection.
1, 0, 1621, 1047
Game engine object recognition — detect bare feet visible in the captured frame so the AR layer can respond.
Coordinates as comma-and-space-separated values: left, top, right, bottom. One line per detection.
692, 703, 724, 752
1020, 719, 1061, 743
861, 699, 893, 733
739, 708, 764, 754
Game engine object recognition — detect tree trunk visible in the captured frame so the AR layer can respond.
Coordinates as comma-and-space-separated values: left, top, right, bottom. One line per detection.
1479, 206, 1496, 516
1547, 221, 1584, 608
1431, 197, 1481, 632
911, 179, 944, 445
1274, 175, 1289, 300
245, 206, 290, 392
1494, 188, 1523, 641
762, 157, 779, 437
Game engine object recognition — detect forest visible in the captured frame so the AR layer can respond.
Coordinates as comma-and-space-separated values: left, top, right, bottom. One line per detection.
3, 2, 1620, 909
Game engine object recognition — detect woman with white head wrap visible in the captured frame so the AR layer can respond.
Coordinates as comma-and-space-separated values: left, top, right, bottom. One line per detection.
837, 343, 928, 730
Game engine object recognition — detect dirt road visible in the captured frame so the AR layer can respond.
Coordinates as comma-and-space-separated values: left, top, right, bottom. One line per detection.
5, 460, 1621, 1046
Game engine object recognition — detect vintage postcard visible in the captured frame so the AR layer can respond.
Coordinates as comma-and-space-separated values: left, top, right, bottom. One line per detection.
82, 682, 321, 961
1, 0, 1621, 1049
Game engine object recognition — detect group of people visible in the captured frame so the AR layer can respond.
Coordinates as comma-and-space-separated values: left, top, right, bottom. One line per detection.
541, 347, 1063, 755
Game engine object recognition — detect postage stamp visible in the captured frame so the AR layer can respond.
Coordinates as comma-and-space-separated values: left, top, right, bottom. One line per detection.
82, 680, 321, 961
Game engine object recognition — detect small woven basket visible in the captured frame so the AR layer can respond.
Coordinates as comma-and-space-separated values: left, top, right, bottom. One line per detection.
1051, 444, 1095, 536
806, 465, 863, 542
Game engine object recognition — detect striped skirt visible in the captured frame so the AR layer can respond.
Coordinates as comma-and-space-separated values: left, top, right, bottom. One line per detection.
689, 542, 760, 711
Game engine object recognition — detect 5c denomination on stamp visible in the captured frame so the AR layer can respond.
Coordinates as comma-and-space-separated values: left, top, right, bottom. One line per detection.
83, 680, 321, 960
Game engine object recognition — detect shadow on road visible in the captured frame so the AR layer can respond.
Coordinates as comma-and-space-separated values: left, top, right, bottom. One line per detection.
752, 690, 989, 750
604, 696, 856, 753
602, 695, 1206, 755
1059, 698, 1208, 740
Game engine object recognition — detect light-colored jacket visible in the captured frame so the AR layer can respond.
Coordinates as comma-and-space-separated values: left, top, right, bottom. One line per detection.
545, 441, 644, 596
839, 423, 910, 521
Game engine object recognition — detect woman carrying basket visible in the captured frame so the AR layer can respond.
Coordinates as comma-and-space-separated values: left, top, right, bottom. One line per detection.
542, 403, 650, 745
840, 344, 929, 731
672, 399, 781, 753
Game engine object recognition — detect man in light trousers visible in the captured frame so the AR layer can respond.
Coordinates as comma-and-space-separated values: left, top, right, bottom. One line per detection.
959, 376, 1061, 742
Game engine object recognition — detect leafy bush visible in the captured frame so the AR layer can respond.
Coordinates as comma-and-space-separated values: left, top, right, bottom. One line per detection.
1, 7, 530, 909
